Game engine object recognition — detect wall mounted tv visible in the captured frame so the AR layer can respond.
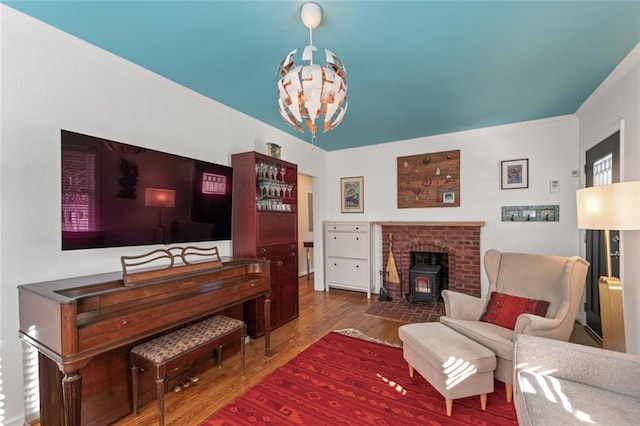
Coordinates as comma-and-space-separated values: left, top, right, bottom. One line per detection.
61, 130, 233, 250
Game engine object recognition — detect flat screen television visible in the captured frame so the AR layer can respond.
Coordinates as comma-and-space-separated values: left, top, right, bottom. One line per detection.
61, 130, 233, 250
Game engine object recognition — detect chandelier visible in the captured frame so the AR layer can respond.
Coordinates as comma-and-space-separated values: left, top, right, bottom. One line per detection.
277, 2, 348, 143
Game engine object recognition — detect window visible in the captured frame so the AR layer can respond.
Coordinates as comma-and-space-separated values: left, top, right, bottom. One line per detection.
592, 153, 613, 187
62, 147, 97, 231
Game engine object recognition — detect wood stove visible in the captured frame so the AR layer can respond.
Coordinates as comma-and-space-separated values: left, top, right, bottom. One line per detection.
408, 264, 441, 305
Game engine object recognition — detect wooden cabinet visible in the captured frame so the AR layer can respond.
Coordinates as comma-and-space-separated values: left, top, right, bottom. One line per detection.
232, 151, 299, 338
324, 222, 373, 298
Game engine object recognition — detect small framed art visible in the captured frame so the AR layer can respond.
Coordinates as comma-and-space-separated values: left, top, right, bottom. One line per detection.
501, 159, 529, 190
340, 176, 364, 213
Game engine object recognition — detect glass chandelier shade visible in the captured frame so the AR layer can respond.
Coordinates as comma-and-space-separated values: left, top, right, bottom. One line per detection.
277, 3, 348, 140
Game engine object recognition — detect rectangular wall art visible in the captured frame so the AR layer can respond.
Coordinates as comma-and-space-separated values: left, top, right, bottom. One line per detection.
397, 149, 460, 208
340, 176, 364, 213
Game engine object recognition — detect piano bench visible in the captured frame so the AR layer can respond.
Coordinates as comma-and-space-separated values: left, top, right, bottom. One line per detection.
129, 315, 246, 426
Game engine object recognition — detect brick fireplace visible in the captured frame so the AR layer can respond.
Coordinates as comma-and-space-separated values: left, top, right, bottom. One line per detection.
379, 222, 484, 302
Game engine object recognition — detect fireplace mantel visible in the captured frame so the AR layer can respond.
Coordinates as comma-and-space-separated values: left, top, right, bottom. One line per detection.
375, 221, 485, 227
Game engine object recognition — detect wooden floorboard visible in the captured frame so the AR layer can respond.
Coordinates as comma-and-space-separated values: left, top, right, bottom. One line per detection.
113, 276, 402, 426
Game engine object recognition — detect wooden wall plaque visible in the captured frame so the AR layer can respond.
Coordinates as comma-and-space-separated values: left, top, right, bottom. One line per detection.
397, 149, 460, 208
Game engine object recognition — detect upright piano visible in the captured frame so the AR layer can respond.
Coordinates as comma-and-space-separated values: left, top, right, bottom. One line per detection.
18, 255, 271, 426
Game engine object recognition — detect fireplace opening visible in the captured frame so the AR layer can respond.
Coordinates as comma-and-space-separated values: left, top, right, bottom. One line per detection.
408, 251, 449, 305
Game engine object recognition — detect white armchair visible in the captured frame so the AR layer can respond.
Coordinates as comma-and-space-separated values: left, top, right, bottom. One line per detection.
439, 249, 589, 401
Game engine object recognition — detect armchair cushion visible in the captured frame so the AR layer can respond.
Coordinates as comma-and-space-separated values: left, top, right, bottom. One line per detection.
479, 292, 550, 330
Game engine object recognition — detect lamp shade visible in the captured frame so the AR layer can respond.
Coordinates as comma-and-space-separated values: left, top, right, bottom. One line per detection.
145, 188, 176, 208
576, 181, 640, 230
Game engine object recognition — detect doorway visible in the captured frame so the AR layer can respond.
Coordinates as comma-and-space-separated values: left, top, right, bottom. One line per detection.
584, 131, 620, 339
297, 173, 314, 279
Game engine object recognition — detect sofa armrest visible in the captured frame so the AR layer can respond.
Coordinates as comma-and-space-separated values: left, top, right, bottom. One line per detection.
514, 334, 640, 397
441, 289, 487, 320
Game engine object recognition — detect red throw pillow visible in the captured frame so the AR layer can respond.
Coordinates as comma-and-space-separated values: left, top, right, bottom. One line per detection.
479, 292, 550, 330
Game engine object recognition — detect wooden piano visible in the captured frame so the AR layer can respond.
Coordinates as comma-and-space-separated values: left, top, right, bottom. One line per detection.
18, 247, 271, 426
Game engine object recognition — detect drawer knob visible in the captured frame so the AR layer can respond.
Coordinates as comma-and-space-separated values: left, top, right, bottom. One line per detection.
259, 248, 267, 253
334, 263, 337, 266
356, 237, 359, 240
122, 320, 129, 326
334, 236, 337, 240
356, 265, 359, 268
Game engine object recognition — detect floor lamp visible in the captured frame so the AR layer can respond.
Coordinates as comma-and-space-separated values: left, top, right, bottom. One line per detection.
145, 188, 176, 244
576, 181, 640, 352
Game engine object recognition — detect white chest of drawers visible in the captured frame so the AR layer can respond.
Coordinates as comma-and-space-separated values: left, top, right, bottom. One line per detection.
324, 221, 372, 298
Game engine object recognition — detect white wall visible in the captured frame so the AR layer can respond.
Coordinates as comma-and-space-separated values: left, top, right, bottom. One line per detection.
576, 44, 640, 355
0, 7, 326, 425
324, 115, 581, 296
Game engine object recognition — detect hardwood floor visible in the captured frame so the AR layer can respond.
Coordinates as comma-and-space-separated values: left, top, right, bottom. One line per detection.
113, 276, 402, 425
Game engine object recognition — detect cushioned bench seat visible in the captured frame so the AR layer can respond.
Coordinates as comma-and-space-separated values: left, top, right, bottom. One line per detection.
130, 315, 246, 426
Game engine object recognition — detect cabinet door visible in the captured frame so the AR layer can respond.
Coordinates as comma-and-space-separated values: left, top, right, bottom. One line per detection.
257, 212, 296, 245
245, 244, 298, 338
326, 232, 368, 259
277, 250, 299, 325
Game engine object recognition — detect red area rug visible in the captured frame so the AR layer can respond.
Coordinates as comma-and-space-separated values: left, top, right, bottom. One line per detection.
202, 330, 517, 425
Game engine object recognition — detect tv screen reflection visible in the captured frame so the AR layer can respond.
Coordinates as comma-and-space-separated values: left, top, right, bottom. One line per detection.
61, 130, 232, 250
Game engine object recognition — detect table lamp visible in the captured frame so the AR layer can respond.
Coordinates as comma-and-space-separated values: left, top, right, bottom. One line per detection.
576, 181, 640, 352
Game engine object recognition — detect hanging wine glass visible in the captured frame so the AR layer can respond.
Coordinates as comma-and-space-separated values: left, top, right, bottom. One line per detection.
279, 166, 287, 181
258, 178, 267, 196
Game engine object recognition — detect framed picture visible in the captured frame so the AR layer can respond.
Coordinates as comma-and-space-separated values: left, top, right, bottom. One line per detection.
501, 159, 529, 190
340, 176, 364, 213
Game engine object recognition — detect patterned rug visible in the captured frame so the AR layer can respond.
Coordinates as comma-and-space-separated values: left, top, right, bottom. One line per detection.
202, 330, 517, 425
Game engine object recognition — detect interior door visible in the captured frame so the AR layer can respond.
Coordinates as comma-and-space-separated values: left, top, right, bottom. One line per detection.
584, 131, 620, 339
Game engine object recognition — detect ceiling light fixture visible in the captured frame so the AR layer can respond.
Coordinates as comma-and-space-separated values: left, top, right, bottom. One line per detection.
277, 2, 348, 147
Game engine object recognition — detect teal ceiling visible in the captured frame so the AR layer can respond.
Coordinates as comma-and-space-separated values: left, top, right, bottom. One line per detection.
4, 1, 640, 151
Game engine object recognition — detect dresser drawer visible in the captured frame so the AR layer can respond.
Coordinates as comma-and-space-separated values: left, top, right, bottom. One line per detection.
326, 257, 369, 287
326, 232, 368, 258
257, 242, 297, 256
325, 223, 368, 233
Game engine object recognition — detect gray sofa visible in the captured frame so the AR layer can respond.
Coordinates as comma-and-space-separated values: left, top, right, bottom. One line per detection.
514, 334, 640, 425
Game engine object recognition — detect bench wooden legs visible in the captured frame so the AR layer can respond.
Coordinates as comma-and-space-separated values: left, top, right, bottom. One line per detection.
156, 377, 166, 426
505, 383, 513, 403
131, 365, 140, 415
240, 335, 246, 376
